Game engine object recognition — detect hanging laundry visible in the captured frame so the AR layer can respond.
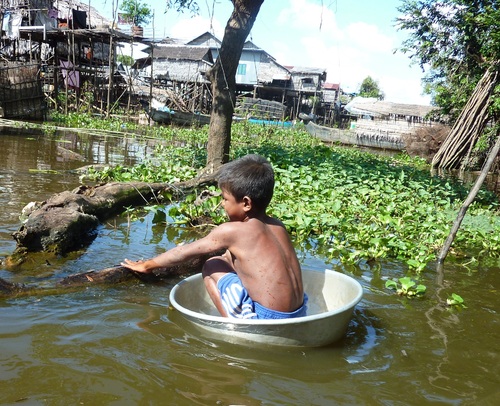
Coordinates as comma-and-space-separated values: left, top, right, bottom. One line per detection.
72, 10, 87, 29
48, 9, 59, 19
2, 11, 9, 32
35, 10, 57, 29
8, 11, 22, 39
60, 60, 80, 89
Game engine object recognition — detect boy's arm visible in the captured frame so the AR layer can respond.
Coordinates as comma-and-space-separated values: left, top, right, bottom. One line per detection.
121, 224, 232, 273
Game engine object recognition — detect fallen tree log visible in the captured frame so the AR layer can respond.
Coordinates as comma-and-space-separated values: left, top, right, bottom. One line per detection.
9, 182, 172, 263
0, 277, 26, 296
0, 254, 218, 299
1, 167, 222, 297
7, 169, 221, 266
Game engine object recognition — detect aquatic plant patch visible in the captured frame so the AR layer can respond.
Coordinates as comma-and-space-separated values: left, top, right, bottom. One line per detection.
70, 118, 500, 270
385, 277, 426, 297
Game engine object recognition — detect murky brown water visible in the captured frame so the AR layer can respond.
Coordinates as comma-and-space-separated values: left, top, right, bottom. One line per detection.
1, 125, 499, 405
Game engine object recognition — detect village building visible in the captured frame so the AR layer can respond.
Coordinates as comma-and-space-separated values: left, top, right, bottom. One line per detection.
319, 82, 341, 126
0, 0, 136, 119
0, 3, 434, 129
133, 31, 328, 121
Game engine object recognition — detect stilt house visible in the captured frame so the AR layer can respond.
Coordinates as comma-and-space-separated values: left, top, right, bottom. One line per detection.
0, 0, 136, 119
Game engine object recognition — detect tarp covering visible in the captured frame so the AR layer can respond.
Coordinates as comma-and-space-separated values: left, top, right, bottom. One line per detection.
345, 97, 435, 118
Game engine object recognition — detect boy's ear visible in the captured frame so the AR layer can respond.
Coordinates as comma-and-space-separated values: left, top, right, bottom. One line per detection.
242, 196, 252, 211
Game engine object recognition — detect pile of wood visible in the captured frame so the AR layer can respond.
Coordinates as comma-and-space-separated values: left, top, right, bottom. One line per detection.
134, 82, 212, 114
0, 61, 45, 120
432, 66, 499, 170
235, 97, 287, 120
403, 124, 450, 162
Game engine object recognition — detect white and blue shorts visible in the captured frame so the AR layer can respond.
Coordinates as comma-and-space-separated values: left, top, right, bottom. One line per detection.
216, 272, 308, 319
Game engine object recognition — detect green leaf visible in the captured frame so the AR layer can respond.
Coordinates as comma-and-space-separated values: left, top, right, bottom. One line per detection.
385, 279, 398, 290
399, 277, 415, 291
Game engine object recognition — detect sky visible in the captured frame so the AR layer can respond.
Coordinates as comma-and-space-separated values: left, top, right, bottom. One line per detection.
94, 0, 431, 106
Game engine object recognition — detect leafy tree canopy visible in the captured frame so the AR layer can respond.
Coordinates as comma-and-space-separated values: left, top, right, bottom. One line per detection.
120, 0, 153, 26
165, 0, 200, 14
117, 55, 134, 66
358, 76, 385, 100
396, 0, 500, 120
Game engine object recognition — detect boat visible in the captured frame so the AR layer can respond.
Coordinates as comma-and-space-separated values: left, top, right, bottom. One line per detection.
169, 269, 363, 347
140, 99, 211, 126
169, 110, 211, 126
146, 107, 172, 124
247, 117, 294, 127
140, 99, 171, 124
305, 121, 405, 151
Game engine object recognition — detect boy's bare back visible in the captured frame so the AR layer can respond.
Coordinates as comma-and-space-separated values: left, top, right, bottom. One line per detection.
213, 216, 304, 312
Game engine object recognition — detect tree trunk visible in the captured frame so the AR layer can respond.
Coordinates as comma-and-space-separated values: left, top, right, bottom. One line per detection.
5, 171, 221, 267
8, 182, 171, 263
205, 0, 264, 172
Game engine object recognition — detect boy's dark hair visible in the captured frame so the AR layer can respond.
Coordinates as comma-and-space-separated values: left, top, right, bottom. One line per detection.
218, 154, 274, 211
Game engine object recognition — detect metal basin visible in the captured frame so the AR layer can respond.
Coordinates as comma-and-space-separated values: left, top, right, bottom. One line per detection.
169, 269, 363, 347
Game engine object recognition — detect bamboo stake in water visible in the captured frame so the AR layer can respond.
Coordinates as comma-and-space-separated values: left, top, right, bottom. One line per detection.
438, 131, 500, 263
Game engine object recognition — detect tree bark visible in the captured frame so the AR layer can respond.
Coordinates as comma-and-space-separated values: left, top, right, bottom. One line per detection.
205, 0, 264, 172
0, 253, 222, 299
7, 182, 172, 265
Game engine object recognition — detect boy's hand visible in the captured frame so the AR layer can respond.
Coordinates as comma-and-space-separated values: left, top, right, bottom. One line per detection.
121, 258, 152, 273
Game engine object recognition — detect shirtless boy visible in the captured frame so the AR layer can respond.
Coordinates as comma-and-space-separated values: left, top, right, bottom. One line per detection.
121, 154, 307, 319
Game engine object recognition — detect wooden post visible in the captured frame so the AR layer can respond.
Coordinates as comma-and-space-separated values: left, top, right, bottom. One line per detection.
148, 12, 155, 125
65, 33, 70, 115
89, 37, 94, 114
127, 39, 133, 113
72, 31, 78, 110
296, 91, 302, 120
53, 39, 59, 112
438, 130, 500, 263
148, 46, 154, 125
106, 34, 114, 118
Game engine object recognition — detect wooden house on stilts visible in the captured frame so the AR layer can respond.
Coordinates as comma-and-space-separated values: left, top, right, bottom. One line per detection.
0, 0, 138, 120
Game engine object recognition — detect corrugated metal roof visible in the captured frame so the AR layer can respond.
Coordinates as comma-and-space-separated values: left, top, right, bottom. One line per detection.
324, 83, 340, 90
243, 40, 262, 50
151, 46, 213, 62
272, 73, 291, 80
186, 32, 221, 47
285, 66, 327, 75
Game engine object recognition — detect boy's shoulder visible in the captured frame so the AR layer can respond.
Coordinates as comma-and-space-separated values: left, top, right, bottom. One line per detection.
263, 216, 285, 227
214, 216, 285, 233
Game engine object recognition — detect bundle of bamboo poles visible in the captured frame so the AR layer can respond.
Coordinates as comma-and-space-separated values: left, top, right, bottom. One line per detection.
431, 64, 499, 170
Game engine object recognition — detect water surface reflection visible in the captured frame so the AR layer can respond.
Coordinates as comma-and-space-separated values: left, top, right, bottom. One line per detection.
1, 127, 499, 405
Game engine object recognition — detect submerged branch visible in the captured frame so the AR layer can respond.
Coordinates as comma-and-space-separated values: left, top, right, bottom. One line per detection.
0, 254, 219, 299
